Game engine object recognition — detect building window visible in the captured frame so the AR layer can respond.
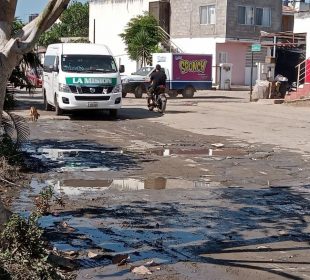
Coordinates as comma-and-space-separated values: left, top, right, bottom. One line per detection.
238, 6, 254, 25
256, 8, 271, 27
218, 52, 228, 64
200, 5, 216, 25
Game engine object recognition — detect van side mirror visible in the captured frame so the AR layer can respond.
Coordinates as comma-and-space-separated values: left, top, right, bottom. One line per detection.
53, 64, 59, 72
119, 65, 125, 73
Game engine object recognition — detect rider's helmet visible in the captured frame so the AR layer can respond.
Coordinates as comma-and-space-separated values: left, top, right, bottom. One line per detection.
155, 64, 161, 71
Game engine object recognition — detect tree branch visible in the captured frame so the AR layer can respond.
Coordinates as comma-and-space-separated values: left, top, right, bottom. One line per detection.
0, 0, 17, 43
13, 0, 70, 53
0, 176, 22, 188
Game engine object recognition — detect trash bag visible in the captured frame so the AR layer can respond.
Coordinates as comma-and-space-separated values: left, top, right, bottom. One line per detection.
252, 80, 270, 100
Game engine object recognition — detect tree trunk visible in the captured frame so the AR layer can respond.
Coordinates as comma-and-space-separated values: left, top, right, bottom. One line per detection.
0, 45, 21, 119
0, 0, 71, 117
0, 1, 70, 225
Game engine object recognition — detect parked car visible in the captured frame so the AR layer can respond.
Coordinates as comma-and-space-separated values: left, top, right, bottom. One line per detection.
26, 68, 43, 88
121, 66, 154, 98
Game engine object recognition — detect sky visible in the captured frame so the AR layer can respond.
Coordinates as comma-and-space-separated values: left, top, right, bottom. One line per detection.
16, 0, 88, 22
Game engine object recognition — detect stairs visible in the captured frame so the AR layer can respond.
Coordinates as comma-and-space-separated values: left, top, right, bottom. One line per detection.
285, 58, 310, 101
157, 26, 183, 53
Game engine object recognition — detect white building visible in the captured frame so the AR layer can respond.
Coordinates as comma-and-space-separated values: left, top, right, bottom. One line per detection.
294, 12, 310, 58
89, 0, 155, 74
284, 10, 310, 101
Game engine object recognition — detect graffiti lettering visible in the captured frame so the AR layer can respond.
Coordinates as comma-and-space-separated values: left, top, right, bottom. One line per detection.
179, 59, 207, 74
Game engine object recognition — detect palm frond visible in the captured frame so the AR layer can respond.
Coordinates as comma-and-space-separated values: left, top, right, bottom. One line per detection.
1, 115, 16, 139
1, 111, 30, 146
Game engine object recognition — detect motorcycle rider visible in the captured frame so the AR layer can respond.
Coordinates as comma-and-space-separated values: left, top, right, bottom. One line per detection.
148, 64, 167, 99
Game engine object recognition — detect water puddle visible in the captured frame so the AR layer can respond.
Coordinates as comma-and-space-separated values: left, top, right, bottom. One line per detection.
54, 177, 209, 196
22, 141, 138, 172
149, 147, 247, 157
13, 177, 211, 211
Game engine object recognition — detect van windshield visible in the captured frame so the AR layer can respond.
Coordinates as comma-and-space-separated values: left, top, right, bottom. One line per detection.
61, 55, 117, 73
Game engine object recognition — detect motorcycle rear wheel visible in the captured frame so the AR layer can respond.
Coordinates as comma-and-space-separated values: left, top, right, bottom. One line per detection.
147, 97, 155, 111
157, 95, 167, 114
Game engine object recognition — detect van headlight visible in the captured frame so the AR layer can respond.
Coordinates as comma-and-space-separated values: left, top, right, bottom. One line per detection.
112, 84, 122, 93
59, 83, 71, 93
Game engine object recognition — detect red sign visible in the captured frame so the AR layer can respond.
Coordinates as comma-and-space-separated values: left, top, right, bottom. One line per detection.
306, 59, 310, 83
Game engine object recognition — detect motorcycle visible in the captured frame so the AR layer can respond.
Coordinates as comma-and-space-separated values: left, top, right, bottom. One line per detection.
147, 85, 167, 114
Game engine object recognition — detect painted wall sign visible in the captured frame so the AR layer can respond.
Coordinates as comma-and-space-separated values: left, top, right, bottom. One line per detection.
173, 54, 212, 81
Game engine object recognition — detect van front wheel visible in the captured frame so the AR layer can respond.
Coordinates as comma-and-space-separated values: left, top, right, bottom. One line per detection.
54, 95, 63, 116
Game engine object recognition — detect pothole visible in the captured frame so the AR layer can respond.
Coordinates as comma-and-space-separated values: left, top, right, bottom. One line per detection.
13, 177, 213, 211
22, 141, 138, 172
148, 147, 247, 157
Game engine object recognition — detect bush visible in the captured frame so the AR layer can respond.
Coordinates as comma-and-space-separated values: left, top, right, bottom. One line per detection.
0, 213, 65, 280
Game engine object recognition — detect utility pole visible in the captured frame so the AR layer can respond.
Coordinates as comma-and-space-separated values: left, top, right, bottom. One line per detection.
250, 43, 262, 101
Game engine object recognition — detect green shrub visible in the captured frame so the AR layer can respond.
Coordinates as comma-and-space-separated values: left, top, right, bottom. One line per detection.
0, 213, 64, 280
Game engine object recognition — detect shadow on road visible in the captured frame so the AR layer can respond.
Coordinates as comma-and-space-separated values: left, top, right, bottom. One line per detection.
13, 92, 192, 121
170, 95, 245, 100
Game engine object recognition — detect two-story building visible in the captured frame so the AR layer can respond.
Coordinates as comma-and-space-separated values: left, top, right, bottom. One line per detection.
89, 0, 283, 85
169, 0, 283, 85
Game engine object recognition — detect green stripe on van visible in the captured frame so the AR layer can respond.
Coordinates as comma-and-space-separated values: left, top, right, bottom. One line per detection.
66, 77, 117, 86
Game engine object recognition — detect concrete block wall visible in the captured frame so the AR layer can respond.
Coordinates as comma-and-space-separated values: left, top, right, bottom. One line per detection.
170, 0, 227, 39
226, 0, 282, 39
170, 0, 282, 40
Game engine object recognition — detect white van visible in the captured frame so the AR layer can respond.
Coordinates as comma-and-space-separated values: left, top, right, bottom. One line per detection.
43, 43, 124, 117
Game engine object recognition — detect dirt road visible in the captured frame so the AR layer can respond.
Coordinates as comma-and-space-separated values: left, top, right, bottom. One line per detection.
10, 90, 310, 279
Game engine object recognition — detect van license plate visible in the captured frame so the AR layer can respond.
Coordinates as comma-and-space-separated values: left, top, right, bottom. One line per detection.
88, 102, 98, 108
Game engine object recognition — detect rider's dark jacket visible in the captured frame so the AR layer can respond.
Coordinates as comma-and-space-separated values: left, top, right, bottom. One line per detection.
150, 70, 167, 88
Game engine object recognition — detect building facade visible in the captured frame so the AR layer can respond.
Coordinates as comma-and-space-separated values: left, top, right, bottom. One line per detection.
170, 0, 283, 85
294, 11, 310, 83
89, 0, 168, 74
89, 0, 283, 85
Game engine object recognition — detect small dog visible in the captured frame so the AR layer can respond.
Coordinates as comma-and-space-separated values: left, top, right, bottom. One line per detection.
29, 106, 40, 121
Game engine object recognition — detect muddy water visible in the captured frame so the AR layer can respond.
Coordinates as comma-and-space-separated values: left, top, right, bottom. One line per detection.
150, 147, 247, 157
14, 176, 211, 206
13, 180, 310, 280
16, 139, 310, 279
22, 140, 139, 172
